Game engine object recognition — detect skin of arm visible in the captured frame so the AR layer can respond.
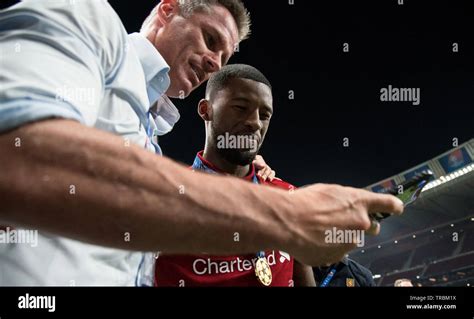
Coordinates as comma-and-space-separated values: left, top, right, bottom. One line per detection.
293, 260, 317, 287
0, 119, 404, 266
0, 119, 295, 255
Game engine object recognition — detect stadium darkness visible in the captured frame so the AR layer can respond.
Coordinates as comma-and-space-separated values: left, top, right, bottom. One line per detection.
113, 0, 473, 188
2, 0, 472, 187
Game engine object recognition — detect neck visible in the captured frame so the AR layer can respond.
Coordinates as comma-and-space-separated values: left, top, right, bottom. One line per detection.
202, 146, 251, 178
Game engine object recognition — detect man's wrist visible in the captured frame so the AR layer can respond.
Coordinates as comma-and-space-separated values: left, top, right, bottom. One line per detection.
258, 187, 298, 254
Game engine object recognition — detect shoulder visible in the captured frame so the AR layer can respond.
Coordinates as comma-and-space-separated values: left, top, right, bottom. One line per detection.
347, 259, 376, 286
66, 0, 128, 74
8, 0, 125, 37
13, 0, 127, 73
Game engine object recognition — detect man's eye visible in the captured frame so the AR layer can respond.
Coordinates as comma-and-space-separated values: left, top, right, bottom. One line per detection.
233, 105, 245, 111
205, 32, 214, 48
260, 113, 271, 120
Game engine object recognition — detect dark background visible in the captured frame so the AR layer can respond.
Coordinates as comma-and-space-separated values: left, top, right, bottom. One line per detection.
113, 0, 474, 188
4, 0, 473, 187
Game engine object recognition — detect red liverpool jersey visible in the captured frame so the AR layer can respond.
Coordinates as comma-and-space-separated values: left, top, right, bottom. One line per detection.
155, 152, 295, 287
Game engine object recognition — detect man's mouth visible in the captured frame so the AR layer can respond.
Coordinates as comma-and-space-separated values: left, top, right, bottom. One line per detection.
238, 132, 260, 141
238, 133, 261, 149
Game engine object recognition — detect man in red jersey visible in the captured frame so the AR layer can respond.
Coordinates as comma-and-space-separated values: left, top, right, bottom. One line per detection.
155, 64, 316, 286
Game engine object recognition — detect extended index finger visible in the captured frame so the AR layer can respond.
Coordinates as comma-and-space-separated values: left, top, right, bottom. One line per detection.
362, 191, 404, 216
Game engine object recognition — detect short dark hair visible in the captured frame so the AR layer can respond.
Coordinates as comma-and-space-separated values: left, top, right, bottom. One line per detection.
142, 1, 251, 42
205, 64, 272, 100
178, 0, 251, 41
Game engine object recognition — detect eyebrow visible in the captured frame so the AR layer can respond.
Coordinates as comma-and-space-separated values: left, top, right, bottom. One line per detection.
207, 24, 234, 65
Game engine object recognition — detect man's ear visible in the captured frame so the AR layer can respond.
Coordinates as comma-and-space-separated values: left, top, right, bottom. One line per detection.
156, 0, 179, 25
198, 99, 212, 121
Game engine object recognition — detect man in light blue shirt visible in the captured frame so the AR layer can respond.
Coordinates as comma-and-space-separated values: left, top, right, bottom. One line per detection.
0, 0, 247, 286
0, 0, 404, 286
1, 0, 245, 155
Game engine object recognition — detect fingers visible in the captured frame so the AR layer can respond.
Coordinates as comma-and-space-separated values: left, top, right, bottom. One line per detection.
258, 166, 275, 181
363, 191, 404, 216
366, 218, 380, 236
359, 190, 401, 235
253, 155, 276, 181
268, 170, 276, 181
252, 155, 265, 169
257, 166, 267, 180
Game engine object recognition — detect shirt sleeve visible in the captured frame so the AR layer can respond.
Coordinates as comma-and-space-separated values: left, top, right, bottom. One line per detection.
0, 0, 124, 133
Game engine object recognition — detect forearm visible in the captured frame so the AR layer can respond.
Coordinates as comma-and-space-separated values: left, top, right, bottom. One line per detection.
293, 260, 317, 287
0, 119, 292, 254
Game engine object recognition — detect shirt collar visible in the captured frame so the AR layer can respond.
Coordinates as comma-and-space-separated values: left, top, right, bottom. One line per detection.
128, 33, 180, 135
128, 32, 171, 104
196, 151, 257, 181
340, 256, 349, 265
317, 256, 349, 273
149, 95, 180, 136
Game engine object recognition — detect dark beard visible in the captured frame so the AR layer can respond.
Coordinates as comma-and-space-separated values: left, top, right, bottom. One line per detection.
216, 148, 258, 166
212, 124, 260, 165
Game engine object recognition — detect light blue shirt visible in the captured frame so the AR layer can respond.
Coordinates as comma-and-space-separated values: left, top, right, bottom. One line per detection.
0, 0, 180, 153
0, 0, 179, 286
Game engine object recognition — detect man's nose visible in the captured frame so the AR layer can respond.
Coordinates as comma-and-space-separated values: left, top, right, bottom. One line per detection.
203, 52, 221, 74
245, 110, 262, 132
